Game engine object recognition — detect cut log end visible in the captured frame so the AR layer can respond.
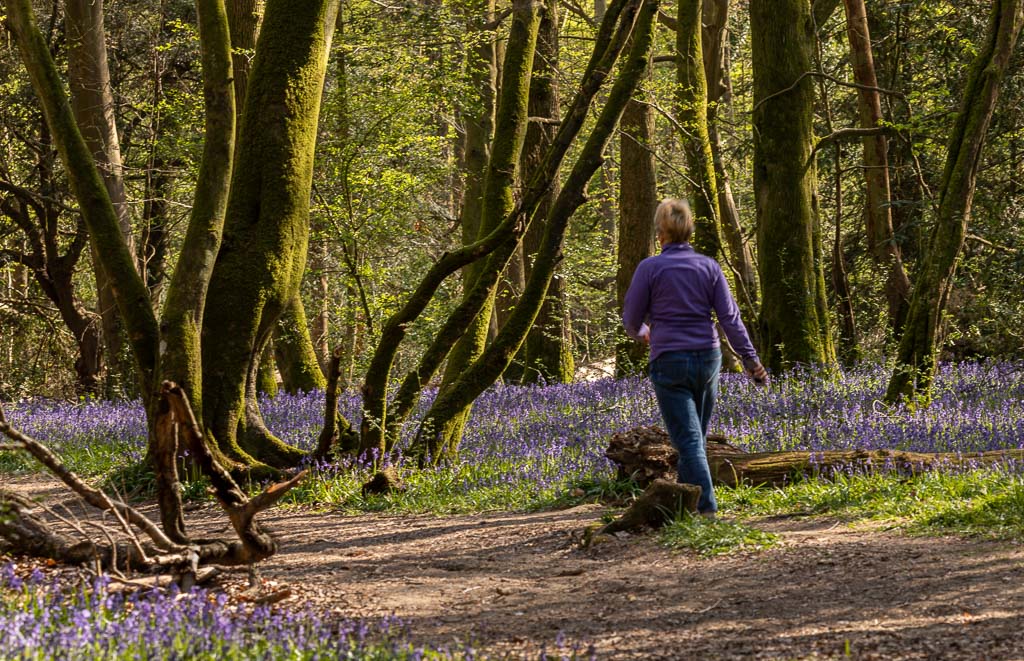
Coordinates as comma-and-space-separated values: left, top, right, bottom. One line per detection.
591, 479, 701, 542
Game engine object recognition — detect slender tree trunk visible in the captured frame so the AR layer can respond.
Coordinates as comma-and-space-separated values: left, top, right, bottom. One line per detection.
886, 0, 1023, 403
201, 0, 341, 468
519, 0, 574, 385
842, 0, 911, 335
702, 0, 758, 341
65, 0, 135, 398
8, 0, 160, 402
750, 0, 835, 370
615, 42, 657, 378
364, 1, 644, 458
675, 0, 722, 260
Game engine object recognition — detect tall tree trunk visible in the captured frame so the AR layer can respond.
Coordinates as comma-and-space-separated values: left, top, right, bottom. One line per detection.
675, 0, 722, 260
8, 0, 160, 402
519, 0, 574, 385
886, 0, 1023, 404
842, 0, 911, 335
702, 0, 758, 339
201, 0, 341, 469
65, 0, 135, 397
615, 41, 657, 378
750, 0, 835, 371
434, 0, 541, 451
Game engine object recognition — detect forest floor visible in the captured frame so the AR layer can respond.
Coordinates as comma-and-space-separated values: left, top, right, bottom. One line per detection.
6, 475, 1024, 660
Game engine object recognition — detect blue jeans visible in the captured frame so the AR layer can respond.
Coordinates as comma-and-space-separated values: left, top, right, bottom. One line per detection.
649, 348, 721, 514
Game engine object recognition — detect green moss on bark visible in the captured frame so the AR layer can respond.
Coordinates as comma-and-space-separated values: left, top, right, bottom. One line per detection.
750, 0, 835, 371
201, 0, 340, 466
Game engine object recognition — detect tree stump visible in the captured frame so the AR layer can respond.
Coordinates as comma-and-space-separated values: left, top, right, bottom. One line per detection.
361, 467, 405, 496
584, 479, 701, 546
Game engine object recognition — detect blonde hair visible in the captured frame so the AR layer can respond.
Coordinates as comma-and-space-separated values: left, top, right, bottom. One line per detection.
654, 198, 694, 244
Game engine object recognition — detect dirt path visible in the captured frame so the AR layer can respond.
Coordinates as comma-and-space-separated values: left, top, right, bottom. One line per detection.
6, 476, 1024, 659
216, 505, 1024, 659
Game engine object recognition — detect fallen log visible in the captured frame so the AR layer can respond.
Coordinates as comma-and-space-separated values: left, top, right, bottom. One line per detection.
606, 426, 1024, 488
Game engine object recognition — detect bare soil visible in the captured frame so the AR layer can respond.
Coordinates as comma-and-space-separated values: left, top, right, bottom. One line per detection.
6, 475, 1024, 659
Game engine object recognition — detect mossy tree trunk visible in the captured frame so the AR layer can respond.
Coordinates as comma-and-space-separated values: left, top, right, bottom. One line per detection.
200, 0, 340, 469
614, 35, 657, 378
886, 0, 1023, 404
65, 0, 135, 398
7, 0, 160, 404
416, 0, 659, 463
433, 0, 541, 452
518, 0, 574, 385
675, 0, 722, 260
702, 0, 758, 341
225, 0, 326, 406
842, 0, 911, 336
750, 0, 835, 371
357, 0, 499, 453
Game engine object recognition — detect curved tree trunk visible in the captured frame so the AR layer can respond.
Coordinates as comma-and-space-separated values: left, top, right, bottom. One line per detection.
417, 1, 659, 462
886, 0, 1023, 404
201, 0, 341, 469
367, 1, 646, 459
434, 0, 541, 452
750, 0, 835, 370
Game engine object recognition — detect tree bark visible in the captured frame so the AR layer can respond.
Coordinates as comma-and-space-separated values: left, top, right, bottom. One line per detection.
702, 0, 758, 340
365, 1, 645, 458
8, 0, 160, 401
201, 0, 341, 468
226, 0, 262, 124
675, 0, 722, 260
606, 425, 1024, 489
750, 0, 835, 370
65, 0, 135, 398
842, 0, 911, 335
434, 0, 541, 452
615, 44, 657, 378
518, 0, 574, 385
886, 0, 1023, 404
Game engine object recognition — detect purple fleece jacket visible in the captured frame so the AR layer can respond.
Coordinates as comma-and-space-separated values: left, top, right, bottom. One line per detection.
622, 242, 758, 363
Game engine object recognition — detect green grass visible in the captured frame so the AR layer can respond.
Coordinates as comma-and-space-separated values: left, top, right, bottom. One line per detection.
717, 466, 1024, 539
659, 514, 780, 557
281, 462, 629, 515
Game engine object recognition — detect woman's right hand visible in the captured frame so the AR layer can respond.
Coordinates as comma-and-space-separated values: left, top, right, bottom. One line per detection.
744, 359, 768, 385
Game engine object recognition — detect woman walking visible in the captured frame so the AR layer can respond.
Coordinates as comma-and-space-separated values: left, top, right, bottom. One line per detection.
622, 198, 766, 517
